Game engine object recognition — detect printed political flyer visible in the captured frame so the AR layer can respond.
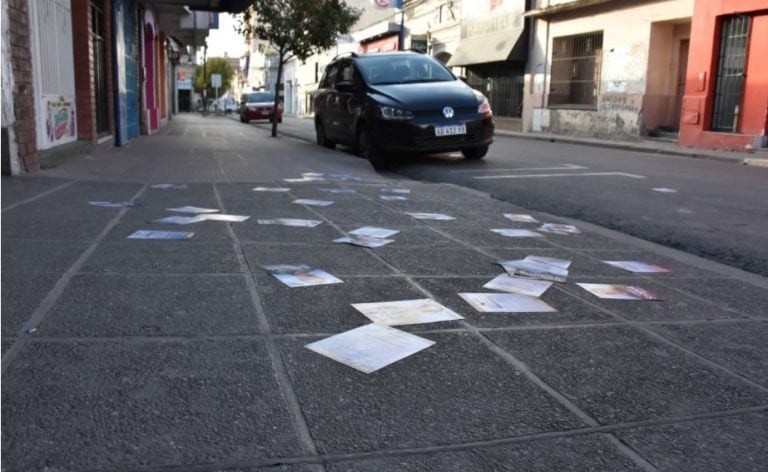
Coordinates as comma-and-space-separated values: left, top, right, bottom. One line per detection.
576, 283, 664, 301
351, 299, 463, 326
458, 293, 556, 313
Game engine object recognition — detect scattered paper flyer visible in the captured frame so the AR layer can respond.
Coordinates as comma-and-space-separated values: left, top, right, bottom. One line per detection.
498, 259, 569, 283
328, 173, 360, 181
151, 184, 187, 190
577, 283, 664, 301
524, 255, 572, 269
293, 199, 334, 206
406, 212, 455, 221
305, 324, 435, 374
321, 188, 357, 194
89, 201, 139, 208
284, 176, 324, 182
483, 274, 553, 297
334, 235, 394, 248
127, 230, 194, 240
351, 299, 464, 326
381, 188, 411, 194
166, 206, 219, 214
303, 172, 324, 178
349, 226, 400, 238
253, 187, 290, 192
256, 218, 322, 227
199, 214, 250, 222
538, 223, 580, 235
652, 188, 678, 193
380, 195, 408, 201
262, 264, 343, 288
503, 213, 539, 223
151, 215, 208, 225
459, 293, 556, 313
603, 260, 670, 273
491, 229, 545, 238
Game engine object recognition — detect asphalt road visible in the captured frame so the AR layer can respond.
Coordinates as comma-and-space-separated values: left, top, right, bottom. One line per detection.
387, 138, 768, 277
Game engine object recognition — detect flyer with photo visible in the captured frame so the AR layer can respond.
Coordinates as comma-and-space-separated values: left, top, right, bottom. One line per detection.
498, 259, 569, 283
256, 218, 322, 227
603, 261, 670, 273
262, 264, 343, 288
352, 298, 463, 326
576, 283, 664, 301
483, 274, 553, 297
491, 229, 545, 238
334, 235, 394, 248
127, 230, 194, 240
458, 292, 556, 313
503, 214, 539, 223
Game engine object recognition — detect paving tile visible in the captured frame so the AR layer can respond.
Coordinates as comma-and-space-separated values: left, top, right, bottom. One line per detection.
1, 211, 115, 240
81, 241, 241, 274
257, 276, 449, 334
310, 201, 420, 226
1, 272, 60, 337
617, 411, 768, 472
1, 176, 73, 207
327, 434, 644, 471
648, 321, 768, 386
486, 325, 768, 424
573, 250, 723, 278
413, 277, 615, 329
2, 339, 15, 357
242, 243, 396, 276
337, 225, 461, 248
483, 248, 617, 278
279, 331, 585, 454
0, 339, 305, 470
40, 274, 260, 336
669, 278, 768, 319
375, 247, 498, 276
434, 226, 554, 249
234, 221, 343, 244
562, 277, 738, 322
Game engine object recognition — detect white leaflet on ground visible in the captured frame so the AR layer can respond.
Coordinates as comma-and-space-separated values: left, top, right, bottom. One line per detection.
151, 184, 188, 190
458, 292, 557, 313
523, 255, 572, 269
89, 201, 139, 208
351, 298, 463, 326
305, 324, 435, 374
603, 261, 670, 273
302, 172, 324, 177
498, 259, 569, 282
321, 188, 357, 194
262, 264, 343, 288
166, 206, 219, 214
381, 188, 411, 194
576, 283, 664, 301
199, 214, 250, 222
503, 213, 539, 223
253, 187, 291, 192
293, 199, 334, 206
483, 274, 553, 297
380, 195, 408, 201
491, 229, 545, 238
537, 223, 580, 235
652, 188, 678, 193
127, 230, 194, 240
334, 235, 394, 248
151, 215, 208, 225
405, 212, 455, 221
284, 177, 324, 182
256, 218, 322, 227
348, 226, 400, 238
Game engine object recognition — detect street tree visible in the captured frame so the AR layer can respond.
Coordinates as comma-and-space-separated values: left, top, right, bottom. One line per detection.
194, 57, 235, 107
238, 0, 361, 137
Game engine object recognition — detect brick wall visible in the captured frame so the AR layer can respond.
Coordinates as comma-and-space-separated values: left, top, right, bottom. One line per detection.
8, 0, 38, 172
72, 0, 95, 141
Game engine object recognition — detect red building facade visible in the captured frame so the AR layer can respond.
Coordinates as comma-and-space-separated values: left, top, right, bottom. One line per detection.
680, 0, 768, 151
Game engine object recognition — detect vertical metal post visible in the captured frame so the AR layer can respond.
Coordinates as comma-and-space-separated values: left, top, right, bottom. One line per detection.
398, 8, 405, 51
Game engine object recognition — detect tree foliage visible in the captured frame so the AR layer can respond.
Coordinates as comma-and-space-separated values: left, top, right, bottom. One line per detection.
193, 57, 235, 99
238, 0, 361, 136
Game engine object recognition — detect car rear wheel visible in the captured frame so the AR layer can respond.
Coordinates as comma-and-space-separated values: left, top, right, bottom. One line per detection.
241, 114, 250, 124
315, 120, 335, 149
462, 145, 488, 160
358, 129, 388, 169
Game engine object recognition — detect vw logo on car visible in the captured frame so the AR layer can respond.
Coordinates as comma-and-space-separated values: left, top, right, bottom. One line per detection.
442, 106, 454, 119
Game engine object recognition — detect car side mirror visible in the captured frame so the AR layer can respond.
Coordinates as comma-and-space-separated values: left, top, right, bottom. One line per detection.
336, 81, 354, 93
458, 76, 468, 84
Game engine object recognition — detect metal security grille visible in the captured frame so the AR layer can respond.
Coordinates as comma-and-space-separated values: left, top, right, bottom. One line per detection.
549, 31, 603, 107
711, 15, 750, 132
466, 63, 524, 118
91, 0, 109, 134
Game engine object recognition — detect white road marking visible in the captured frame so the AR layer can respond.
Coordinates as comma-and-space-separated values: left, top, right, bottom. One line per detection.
451, 164, 586, 173
653, 187, 678, 193
474, 172, 646, 180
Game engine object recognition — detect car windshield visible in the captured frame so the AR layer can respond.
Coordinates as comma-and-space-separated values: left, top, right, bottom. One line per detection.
357, 55, 455, 86
244, 93, 273, 103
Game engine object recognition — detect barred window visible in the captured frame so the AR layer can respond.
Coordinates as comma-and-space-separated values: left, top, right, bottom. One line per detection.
549, 31, 603, 107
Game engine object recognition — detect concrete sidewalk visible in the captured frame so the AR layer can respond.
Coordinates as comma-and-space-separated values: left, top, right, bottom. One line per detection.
2, 114, 767, 471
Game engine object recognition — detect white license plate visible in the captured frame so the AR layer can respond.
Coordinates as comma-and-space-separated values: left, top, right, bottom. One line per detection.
434, 124, 467, 137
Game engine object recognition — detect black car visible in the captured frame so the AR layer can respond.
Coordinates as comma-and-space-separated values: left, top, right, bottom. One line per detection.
314, 51, 494, 167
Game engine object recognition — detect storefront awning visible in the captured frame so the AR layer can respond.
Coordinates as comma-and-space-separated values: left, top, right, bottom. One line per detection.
447, 9, 525, 67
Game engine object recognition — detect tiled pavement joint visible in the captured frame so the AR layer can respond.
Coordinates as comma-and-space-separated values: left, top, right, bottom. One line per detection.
1, 179, 79, 213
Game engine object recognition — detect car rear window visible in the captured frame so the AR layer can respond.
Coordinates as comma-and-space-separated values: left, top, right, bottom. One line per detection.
357, 55, 455, 85
244, 93, 273, 102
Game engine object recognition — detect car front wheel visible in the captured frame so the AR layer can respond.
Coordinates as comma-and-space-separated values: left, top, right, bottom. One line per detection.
462, 145, 488, 160
315, 120, 335, 149
358, 129, 388, 169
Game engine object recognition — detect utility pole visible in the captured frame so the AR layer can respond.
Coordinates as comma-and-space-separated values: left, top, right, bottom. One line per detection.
202, 42, 208, 113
